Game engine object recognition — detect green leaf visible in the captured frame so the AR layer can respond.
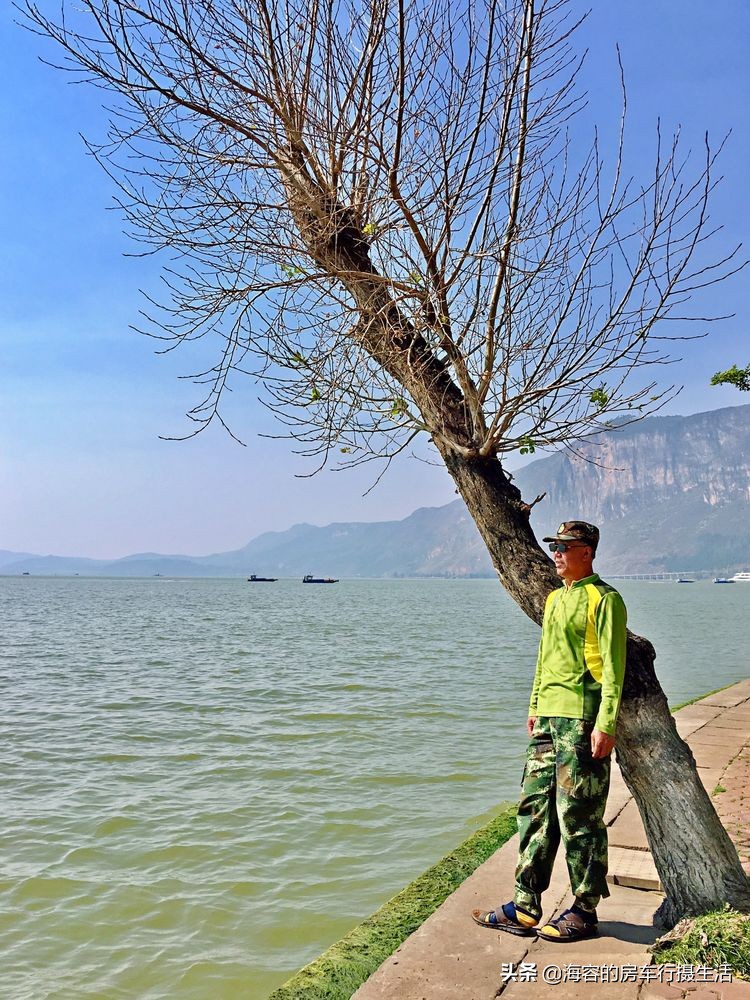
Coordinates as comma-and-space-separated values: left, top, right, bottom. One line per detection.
589, 386, 609, 410
711, 363, 750, 392
390, 396, 408, 418
310, 386, 321, 403
519, 436, 536, 455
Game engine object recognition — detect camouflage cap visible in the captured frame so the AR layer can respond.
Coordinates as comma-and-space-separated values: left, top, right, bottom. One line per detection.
543, 520, 600, 550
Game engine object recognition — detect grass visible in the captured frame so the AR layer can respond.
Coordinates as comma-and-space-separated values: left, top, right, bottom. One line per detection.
653, 906, 750, 978
267, 805, 518, 1000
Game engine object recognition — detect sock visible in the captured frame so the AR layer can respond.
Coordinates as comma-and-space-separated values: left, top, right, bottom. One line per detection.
571, 902, 597, 924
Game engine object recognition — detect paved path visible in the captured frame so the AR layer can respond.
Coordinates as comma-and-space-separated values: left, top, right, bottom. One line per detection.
353, 681, 750, 1000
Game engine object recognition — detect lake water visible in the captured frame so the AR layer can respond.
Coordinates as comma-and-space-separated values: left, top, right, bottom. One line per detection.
1, 576, 747, 998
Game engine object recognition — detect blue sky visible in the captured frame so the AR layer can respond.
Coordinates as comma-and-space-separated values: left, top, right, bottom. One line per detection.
1, 2, 748, 559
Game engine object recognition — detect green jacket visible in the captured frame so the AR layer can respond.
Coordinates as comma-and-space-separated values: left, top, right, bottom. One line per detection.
529, 574, 627, 736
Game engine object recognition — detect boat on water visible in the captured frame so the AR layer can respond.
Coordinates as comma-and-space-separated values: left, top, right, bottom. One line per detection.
676, 578, 695, 583
303, 574, 339, 584
713, 577, 735, 584
730, 571, 750, 582
247, 574, 278, 582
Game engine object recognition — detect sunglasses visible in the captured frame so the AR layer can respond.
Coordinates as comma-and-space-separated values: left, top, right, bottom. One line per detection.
548, 541, 589, 553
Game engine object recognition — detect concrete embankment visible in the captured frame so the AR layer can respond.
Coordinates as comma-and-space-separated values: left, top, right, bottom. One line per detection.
270, 681, 750, 1000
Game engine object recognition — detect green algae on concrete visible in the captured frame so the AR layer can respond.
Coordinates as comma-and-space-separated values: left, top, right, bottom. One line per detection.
670, 680, 737, 713
267, 805, 518, 1000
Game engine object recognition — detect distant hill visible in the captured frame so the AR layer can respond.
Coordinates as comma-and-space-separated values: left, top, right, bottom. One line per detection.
0, 549, 35, 569
203, 502, 491, 578
4, 403, 749, 577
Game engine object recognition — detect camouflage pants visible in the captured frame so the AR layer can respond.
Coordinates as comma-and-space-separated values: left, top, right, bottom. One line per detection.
514, 716, 611, 920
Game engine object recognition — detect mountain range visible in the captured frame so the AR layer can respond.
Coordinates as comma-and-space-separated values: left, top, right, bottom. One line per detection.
5, 403, 750, 577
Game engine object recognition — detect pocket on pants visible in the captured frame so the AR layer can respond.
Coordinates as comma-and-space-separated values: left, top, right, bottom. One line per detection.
522, 739, 553, 791
568, 748, 609, 800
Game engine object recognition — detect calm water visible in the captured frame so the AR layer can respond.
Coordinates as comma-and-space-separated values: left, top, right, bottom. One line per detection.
1, 576, 747, 998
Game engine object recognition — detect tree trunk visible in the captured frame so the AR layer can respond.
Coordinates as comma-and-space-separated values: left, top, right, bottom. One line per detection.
440, 448, 750, 927
615, 659, 750, 928
288, 175, 750, 927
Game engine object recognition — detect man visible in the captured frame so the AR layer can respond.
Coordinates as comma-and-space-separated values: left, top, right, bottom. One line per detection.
472, 520, 627, 942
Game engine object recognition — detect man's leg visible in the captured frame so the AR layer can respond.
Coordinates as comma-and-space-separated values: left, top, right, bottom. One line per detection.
553, 718, 611, 912
514, 717, 560, 922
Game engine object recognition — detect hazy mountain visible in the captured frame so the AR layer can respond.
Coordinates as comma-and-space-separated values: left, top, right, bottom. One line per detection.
210, 502, 491, 578
0, 549, 34, 569
3, 553, 229, 577
4, 403, 749, 577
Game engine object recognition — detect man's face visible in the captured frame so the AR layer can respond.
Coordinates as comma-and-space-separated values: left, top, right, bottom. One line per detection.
551, 541, 594, 584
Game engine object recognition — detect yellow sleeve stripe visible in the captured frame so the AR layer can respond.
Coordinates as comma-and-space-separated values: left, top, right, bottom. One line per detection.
584, 583, 604, 681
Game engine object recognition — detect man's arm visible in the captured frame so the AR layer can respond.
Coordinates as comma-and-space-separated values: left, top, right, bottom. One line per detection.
593, 590, 628, 739
528, 644, 543, 719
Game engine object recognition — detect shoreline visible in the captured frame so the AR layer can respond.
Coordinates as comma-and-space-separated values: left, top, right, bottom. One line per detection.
268, 680, 740, 1000
267, 807, 518, 1000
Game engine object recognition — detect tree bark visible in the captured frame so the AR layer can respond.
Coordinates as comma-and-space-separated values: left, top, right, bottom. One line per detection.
440, 448, 750, 927
616, 662, 750, 928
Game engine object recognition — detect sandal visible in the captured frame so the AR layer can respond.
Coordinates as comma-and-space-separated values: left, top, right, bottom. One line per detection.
471, 902, 538, 936
536, 907, 598, 942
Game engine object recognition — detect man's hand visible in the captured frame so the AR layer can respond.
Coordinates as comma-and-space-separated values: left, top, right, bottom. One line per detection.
591, 728, 615, 759
527, 716, 537, 737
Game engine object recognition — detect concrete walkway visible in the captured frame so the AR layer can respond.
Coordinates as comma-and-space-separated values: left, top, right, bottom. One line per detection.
353, 681, 750, 1000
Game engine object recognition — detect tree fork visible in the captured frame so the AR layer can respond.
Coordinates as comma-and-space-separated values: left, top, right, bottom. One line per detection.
439, 447, 750, 926
283, 176, 482, 451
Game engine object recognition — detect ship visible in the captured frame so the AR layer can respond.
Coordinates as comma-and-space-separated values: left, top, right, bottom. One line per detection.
303, 574, 339, 584
247, 574, 278, 582
730, 571, 750, 582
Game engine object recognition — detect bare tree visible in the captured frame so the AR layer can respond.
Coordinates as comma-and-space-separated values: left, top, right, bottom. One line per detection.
20, 0, 749, 924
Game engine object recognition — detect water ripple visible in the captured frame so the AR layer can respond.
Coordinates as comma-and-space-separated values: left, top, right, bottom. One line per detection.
0, 575, 745, 998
